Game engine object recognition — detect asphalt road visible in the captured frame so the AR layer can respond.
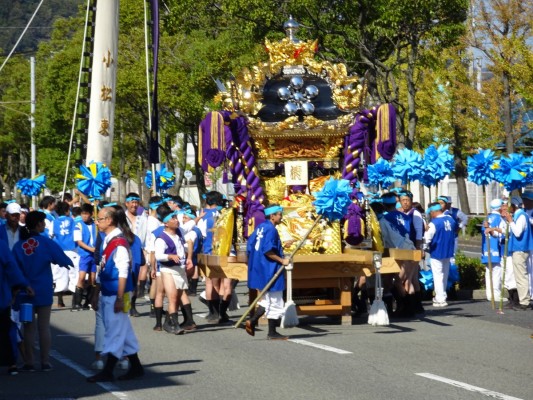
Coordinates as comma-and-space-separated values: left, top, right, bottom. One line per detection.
2, 282, 532, 400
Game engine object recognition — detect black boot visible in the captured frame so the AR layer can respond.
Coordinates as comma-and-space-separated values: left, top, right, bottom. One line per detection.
149, 299, 156, 318
153, 307, 163, 331
71, 287, 83, 311
138, 280, 146, 299
414, 291, 425, 314
163, 312, 177, 334
163, 313, 184, 335
403, 294, 416, 318
118, 353, 144, 380
130, 290, 140, 317
87, 354, 118, 382
218, 299, 231, 324
393, 294, 408, 317
57, 292, 65, 308
267, 318, 288, 340
509, 289, 519, 308
187, 279, 198, 296
206, 300, 220, 323
180, 304, 197, 331
83, 285, 92, 310
245, 305, 265, 336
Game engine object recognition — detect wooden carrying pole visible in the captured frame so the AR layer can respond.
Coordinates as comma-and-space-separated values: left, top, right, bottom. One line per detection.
234, 216, 323, 328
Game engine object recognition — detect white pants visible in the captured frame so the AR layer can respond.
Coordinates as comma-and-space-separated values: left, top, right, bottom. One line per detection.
431, 258, 450, 303
502, 256, 516, 290
258, 291, 284, 319
160, 267, 188, 290
485, 263, 502, 301
100, 294, 139, 358
52, 251, 79, 293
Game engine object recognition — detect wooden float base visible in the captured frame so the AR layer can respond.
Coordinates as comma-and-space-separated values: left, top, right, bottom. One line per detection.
198, 249, 421, 324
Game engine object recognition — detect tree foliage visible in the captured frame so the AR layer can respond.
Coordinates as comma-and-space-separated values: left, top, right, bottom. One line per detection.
0, 0, 82, 54
0, 0, 530, 205
467, 0, 533, 153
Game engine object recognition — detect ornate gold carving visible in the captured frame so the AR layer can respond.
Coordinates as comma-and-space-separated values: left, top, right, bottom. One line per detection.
253, 137, 343, 161
277, 209, 342, 255
261, 175, 286, 204
213, 36, 366, 132
248, 114, 353, 138
265, 38, 319, 73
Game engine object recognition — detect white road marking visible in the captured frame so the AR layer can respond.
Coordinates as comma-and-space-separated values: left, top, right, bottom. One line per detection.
50, 349, 130, 400
416, 373, 523, 400
288, 339, 352, 354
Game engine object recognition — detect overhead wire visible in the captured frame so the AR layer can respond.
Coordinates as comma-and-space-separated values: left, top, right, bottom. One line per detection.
61, 0, 92, 198
0, 0, 45, 74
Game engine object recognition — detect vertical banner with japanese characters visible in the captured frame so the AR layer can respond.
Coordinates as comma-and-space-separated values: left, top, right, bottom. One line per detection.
86, 0, 119, 166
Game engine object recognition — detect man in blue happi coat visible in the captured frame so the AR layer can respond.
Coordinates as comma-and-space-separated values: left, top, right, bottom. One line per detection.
424, 202, 457, 307
246, 205, 290, 340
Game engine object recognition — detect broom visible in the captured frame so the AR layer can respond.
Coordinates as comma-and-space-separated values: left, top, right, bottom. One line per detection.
281, 261, 298, 328
368, 253, 389, 326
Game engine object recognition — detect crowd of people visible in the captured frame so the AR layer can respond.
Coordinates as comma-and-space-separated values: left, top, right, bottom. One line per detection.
2, 187, 533, 379
0, 190, 236, 380
365, 189, 533, 317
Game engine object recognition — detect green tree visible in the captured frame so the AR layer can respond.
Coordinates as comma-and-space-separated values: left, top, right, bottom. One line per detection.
416, 45, 503, 213
468, 0, 533, 154
0, 55, 31, 199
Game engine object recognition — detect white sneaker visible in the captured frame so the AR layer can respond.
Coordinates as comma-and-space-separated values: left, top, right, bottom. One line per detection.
432, 301, 448, 307
91, 360, 104, 370
117, 358, 129, 370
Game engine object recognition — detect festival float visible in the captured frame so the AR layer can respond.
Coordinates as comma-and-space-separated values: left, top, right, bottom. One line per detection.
197, 18, 422, 324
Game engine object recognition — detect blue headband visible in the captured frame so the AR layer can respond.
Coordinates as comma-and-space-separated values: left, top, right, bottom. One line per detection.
184, 211, 196, 219
427, 204, 442, 213
437, 196, 448, 203
5, 199, 16, 204
149, 200, 163, 210
126, 196, 140, 202
97, 201, 116, 210
265, 205, 283, 216
162, 211, 178, 223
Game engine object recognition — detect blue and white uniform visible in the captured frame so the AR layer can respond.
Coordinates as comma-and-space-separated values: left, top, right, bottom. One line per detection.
51, 215, 79, 293
98, 228, 139, 359
155, 231, 188, 290
424, 214, 456, 304
247, 220, 285, 319
74, 218, 96, 274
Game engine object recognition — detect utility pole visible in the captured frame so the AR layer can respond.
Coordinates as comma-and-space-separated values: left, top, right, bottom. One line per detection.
30, 56, 37, 209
